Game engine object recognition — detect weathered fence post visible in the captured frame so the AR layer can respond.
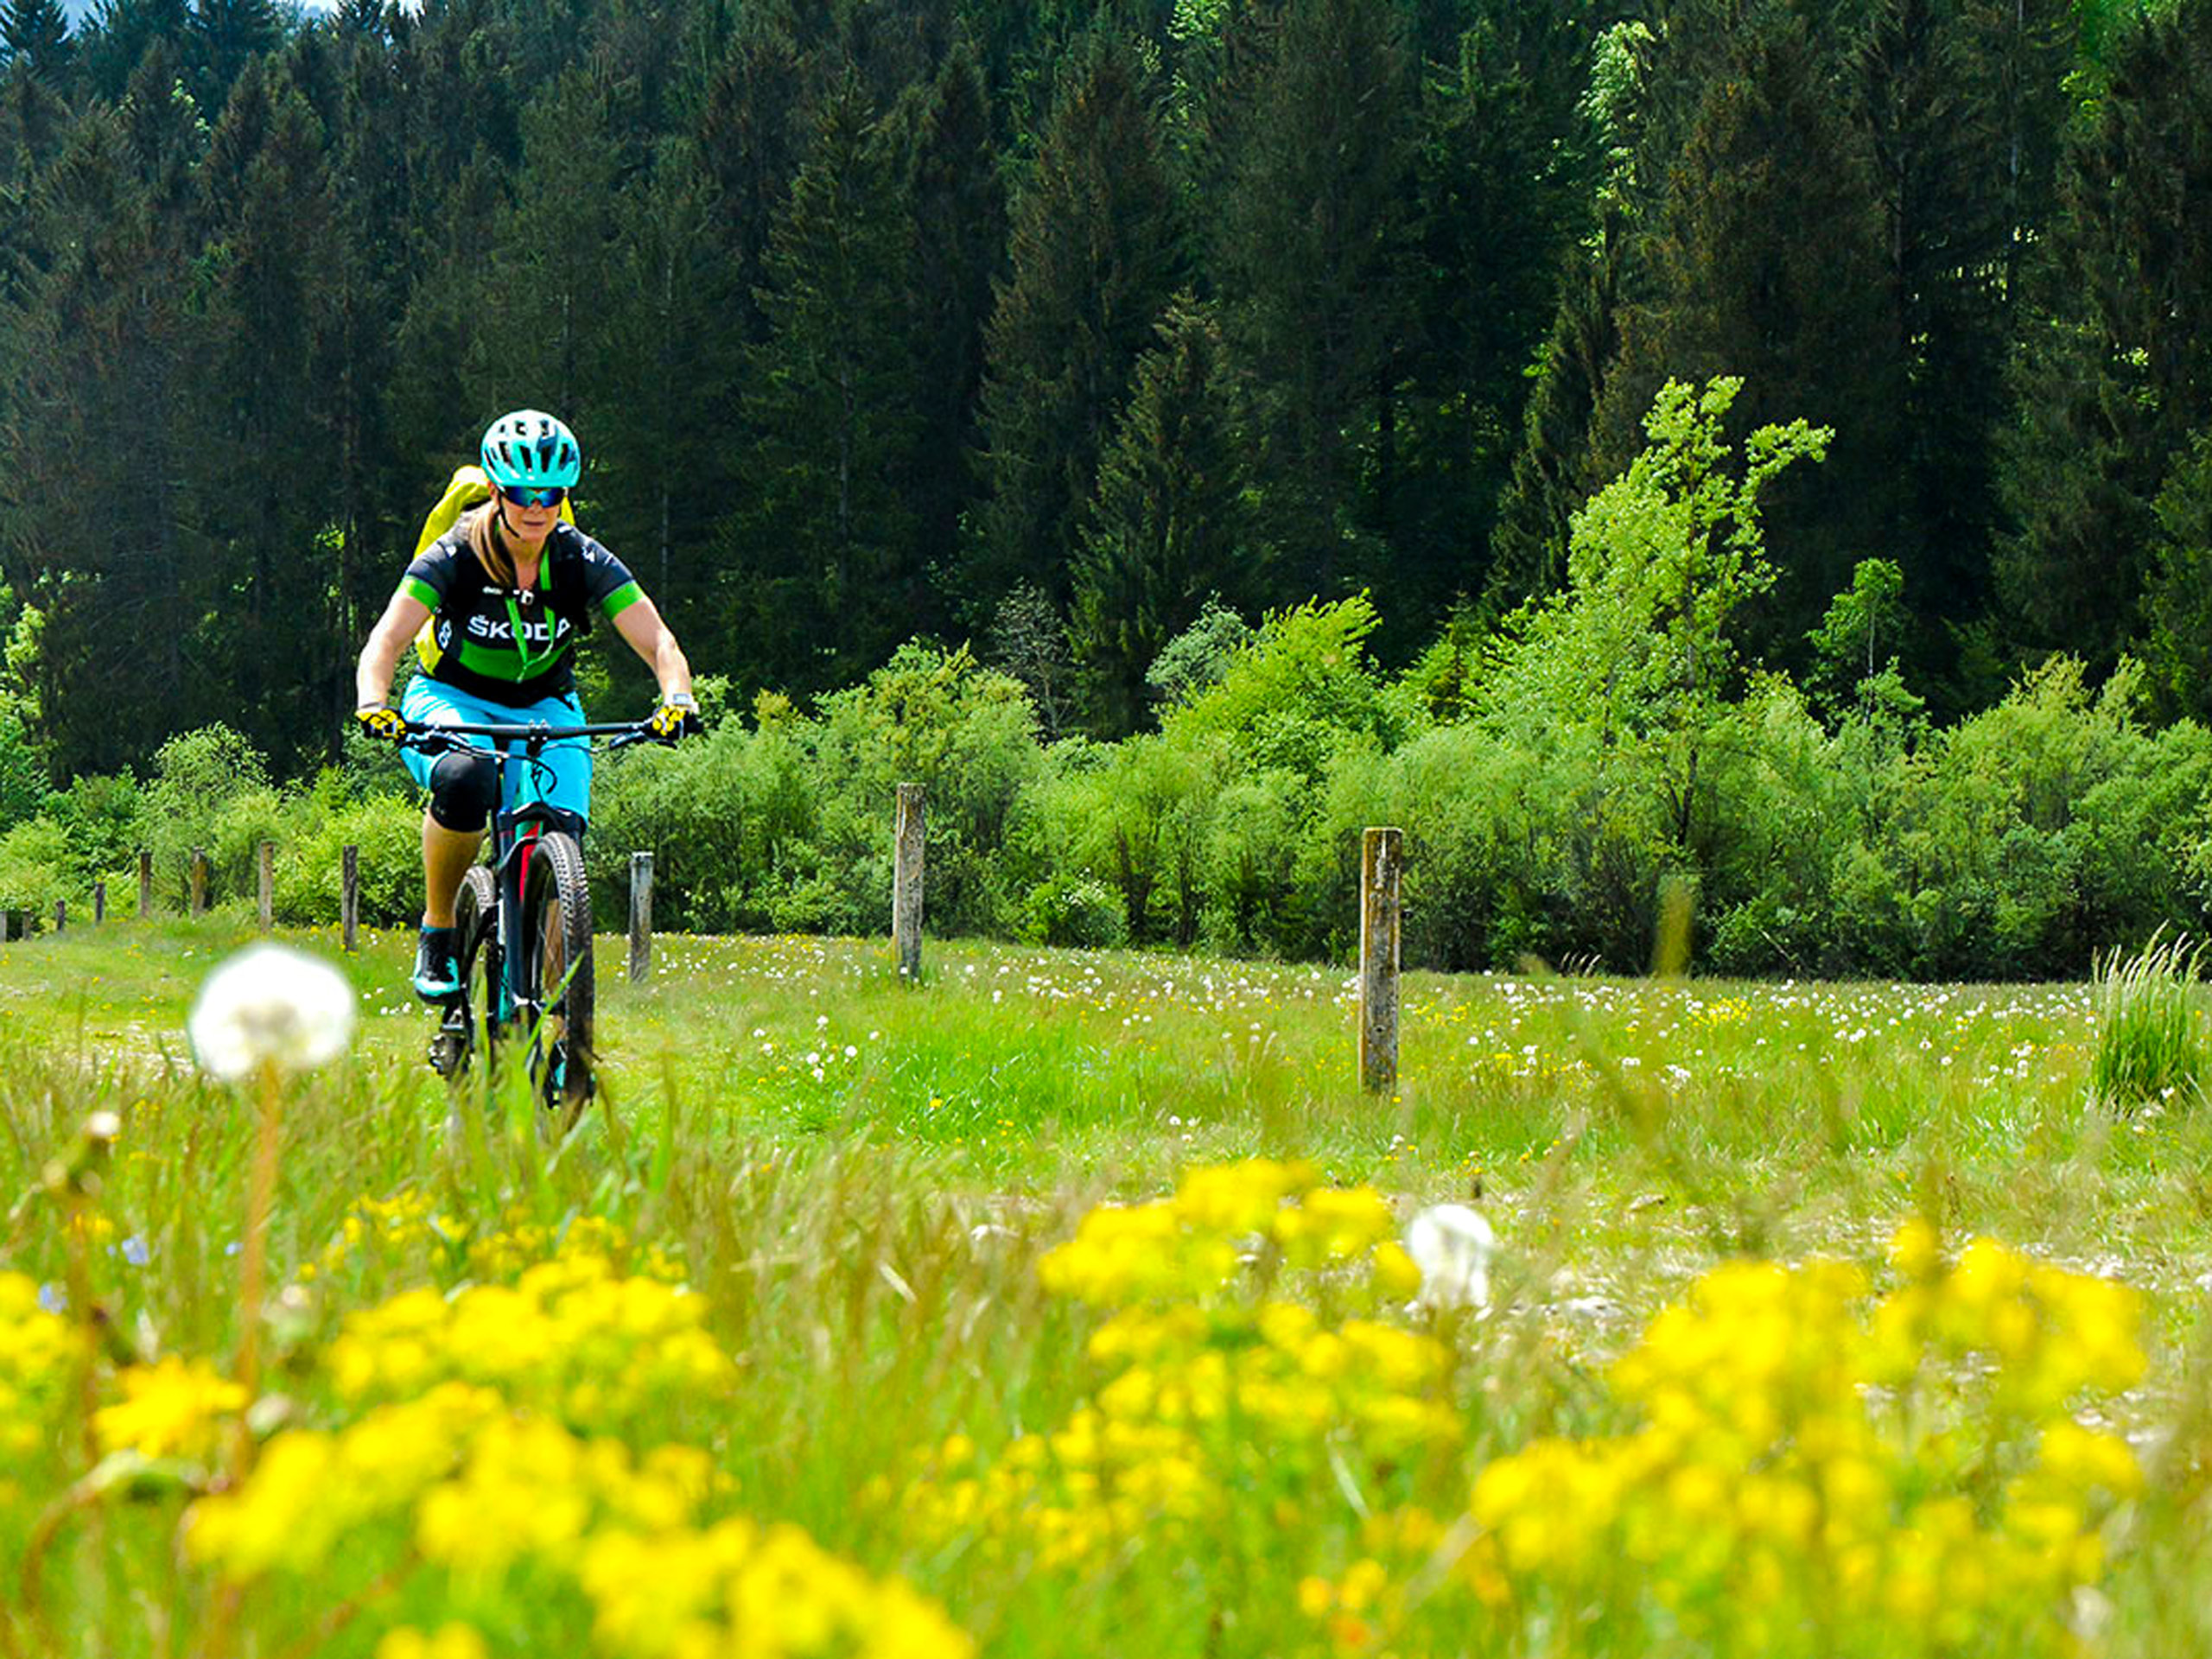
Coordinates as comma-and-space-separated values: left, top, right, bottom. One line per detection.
893, 784, 925, 982
93, 881, 105, 925
257, 841, 275, 932
54, 899, 65, 934
1, 912, 15, 943
1358, 827, 1403, 1096
341, 845, 359, 954
189, 849, 209, 917
137, 850, 153, 918
629, 852, 652, 984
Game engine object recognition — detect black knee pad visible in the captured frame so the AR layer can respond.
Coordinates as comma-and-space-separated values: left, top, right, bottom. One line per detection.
427, 750, 500, 832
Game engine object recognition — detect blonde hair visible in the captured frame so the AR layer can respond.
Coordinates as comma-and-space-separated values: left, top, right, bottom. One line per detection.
463, 501, 520, 589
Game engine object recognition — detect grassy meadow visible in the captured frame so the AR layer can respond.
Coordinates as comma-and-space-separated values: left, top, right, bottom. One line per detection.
5, 914, 2212, 1656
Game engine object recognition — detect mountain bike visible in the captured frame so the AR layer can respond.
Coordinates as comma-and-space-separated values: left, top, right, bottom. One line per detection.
397, 716, 665, 1125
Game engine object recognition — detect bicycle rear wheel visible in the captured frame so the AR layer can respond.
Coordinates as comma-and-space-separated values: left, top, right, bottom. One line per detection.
518, 830, 595, 1126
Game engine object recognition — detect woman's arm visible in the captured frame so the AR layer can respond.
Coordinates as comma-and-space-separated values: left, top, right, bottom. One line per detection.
612, 595, 694, 702
355, 590, 433, 707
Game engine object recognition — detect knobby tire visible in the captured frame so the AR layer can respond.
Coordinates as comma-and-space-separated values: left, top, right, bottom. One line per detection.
520, 830, 595, 1127
453, 865, 499, 1074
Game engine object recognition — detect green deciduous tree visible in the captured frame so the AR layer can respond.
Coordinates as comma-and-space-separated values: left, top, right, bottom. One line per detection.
1484, 376, 1828, 859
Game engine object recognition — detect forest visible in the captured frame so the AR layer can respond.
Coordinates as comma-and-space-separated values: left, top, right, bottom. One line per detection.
0, 0, 2208, 975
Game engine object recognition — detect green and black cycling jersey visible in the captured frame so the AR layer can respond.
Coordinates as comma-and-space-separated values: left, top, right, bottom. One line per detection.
402, 521, 645, 706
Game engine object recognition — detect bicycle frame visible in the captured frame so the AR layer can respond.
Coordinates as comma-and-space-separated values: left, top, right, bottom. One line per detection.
399, 716, 658, 1078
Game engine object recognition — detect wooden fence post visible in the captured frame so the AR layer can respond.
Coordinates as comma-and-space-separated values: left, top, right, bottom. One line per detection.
629, 852, 652, 984
54, 899, 65, 934
189, 849, 208, 917
257, 841, 275, 932
341, 845, 359, 953
93, 880, 105, 925
893, 784, 925, 982
137, 850, 153, 918
1358, 827, 1403, 1096
1, 912, 14, 943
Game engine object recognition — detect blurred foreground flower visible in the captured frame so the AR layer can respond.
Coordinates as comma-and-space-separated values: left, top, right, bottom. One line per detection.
188, 944, 356, 1080
1406, 1204, 1495, 1311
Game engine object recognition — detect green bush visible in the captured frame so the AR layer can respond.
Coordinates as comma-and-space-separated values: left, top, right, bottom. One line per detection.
143, 725, 271, 906
272, 795, 424, 926
47, 772, 144, 888
808, 642, 1046, 939
1021, 874, 1129, 950
1198, 768, 1304, 956
0, 816, 74, 919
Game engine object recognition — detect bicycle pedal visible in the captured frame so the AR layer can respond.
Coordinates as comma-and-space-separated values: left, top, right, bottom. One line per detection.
427, 1031, 467, 1077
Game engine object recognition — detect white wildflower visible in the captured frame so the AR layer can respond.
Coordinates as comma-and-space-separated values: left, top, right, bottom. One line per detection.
1406, 1203, 1496, 1312
188, 944, 356, 1081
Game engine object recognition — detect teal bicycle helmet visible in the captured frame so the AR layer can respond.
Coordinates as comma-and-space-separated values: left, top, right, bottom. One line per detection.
480, 410, 582, 490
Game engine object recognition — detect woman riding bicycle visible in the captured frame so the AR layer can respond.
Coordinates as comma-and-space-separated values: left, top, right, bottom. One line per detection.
353, 410, 700, 1000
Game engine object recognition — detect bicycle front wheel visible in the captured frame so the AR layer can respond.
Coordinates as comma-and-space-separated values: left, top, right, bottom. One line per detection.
518, 830, 595, 1125
455, 864, 500, 1067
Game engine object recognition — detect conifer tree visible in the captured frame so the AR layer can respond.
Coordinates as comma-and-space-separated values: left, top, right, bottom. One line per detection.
696, 16, 815, 346
190, 0, 279, 115
1856, 0, 2071, 677
1485, 15, 1643, 609
1486, 227, 1625, 607
1069, 296, 1258, 736
0, 51, 67, 175
1996, 0, 2212, 676
1386, 0, 1611, 632
79, 0, 192, 101
590, 135, 747, 643
317, 25, 416, 711
961, 29, 1185, 622
1205, 0, 1415, 605
3, 0, 73, 82
474, 67, 628, 414
895, 40, 1002, 576
0, 104, 203, 774
1591, 0, 1903, 664
731, 71, 927, 693
186, 55, 340, 770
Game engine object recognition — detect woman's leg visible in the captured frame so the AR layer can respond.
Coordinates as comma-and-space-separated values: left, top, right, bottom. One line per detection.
422, 813, 486, 928
400, 678, 496, 996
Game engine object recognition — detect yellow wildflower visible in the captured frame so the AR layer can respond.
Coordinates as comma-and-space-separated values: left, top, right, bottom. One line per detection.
93, 1355, 248, 1460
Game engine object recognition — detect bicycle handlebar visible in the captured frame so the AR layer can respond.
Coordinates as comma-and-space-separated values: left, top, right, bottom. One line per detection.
394, 717, 674, 754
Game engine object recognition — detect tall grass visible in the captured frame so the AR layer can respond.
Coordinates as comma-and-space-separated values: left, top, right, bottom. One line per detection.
10, 921, 2212, 1653
2091, 927, 2208, 1109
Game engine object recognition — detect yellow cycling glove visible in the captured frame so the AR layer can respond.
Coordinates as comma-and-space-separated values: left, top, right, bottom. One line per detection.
647, 694, 701, 741
355, 703, 407, 742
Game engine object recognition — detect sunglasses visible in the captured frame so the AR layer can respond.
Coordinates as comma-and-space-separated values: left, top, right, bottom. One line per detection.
499, 483, 566, 509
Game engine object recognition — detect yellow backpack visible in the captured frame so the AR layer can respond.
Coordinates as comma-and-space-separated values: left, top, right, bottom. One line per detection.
410, 465, 578, 674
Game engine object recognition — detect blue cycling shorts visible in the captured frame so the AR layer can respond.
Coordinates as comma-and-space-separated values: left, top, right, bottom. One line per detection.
398, 677, 593, 825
